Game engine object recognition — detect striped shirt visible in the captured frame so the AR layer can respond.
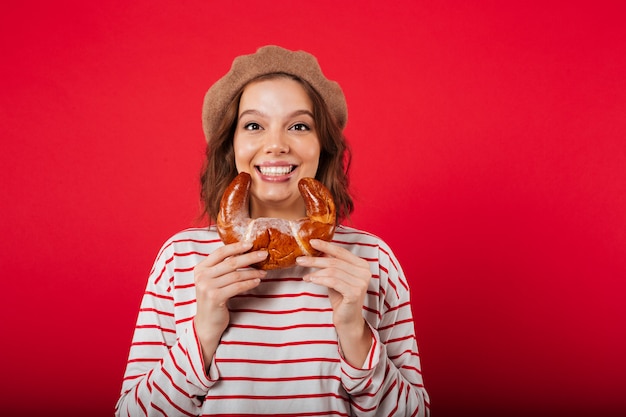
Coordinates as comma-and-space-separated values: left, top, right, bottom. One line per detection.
116, 225, 430, 416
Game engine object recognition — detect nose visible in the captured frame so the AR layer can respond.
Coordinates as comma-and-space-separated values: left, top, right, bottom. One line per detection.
263, 129, 289, 154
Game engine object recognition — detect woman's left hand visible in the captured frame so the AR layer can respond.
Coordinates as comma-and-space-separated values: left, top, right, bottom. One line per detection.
296, 239, 373, 367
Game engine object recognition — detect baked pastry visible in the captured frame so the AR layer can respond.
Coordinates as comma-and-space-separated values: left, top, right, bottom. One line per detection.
217, 172, 336, 269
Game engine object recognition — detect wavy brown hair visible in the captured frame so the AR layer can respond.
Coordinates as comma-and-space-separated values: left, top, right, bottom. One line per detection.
200, 73, 353, 224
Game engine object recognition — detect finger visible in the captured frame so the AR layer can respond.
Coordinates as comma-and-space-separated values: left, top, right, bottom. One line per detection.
197, 249, 269, 281
209, 267, 266, 289
208, 271, 264, 300
298, 240, 370, 272
310, 239, 369, 268
194, 260, 267, 302
197, 241, 253, 268
309, 238, 346, 257
303, 268, 367, 305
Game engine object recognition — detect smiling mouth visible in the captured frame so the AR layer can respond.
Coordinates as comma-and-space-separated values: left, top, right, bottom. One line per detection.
256, 165, 296, 176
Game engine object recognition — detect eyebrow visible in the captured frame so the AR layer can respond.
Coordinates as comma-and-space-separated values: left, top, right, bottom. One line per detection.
238, 109, 314, 121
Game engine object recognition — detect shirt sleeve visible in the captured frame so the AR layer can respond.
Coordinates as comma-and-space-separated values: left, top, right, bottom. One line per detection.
340, 244, 431, 417
115, 241, 218, 417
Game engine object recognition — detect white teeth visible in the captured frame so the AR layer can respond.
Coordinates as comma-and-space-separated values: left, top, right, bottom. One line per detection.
258, 166, 293, 176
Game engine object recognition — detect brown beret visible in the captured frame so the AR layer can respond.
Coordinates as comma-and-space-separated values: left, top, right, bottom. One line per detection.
202, 45, 347, 142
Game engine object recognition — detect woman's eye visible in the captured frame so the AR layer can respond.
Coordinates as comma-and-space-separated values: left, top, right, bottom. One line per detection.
290, 123, 310, 132
244, 122, 261, 131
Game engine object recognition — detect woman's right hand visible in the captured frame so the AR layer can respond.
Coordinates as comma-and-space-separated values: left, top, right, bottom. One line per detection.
193, 241, 268, 367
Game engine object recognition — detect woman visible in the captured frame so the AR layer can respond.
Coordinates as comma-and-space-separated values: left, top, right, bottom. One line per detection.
116, 45, 430, 416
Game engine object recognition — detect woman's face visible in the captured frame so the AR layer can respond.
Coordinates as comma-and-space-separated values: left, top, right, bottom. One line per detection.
234, 77, 321, 220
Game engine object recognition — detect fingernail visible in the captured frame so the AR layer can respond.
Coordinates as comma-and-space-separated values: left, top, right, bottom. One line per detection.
257, 251, 268, 258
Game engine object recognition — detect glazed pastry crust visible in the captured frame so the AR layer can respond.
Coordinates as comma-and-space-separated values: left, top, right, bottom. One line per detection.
217, 172, 336, 270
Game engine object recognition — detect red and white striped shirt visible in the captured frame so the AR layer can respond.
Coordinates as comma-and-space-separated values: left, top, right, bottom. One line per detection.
116, 225, 430, 416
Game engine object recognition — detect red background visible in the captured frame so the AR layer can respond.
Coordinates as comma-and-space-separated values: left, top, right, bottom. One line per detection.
2, 1, 625, 416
